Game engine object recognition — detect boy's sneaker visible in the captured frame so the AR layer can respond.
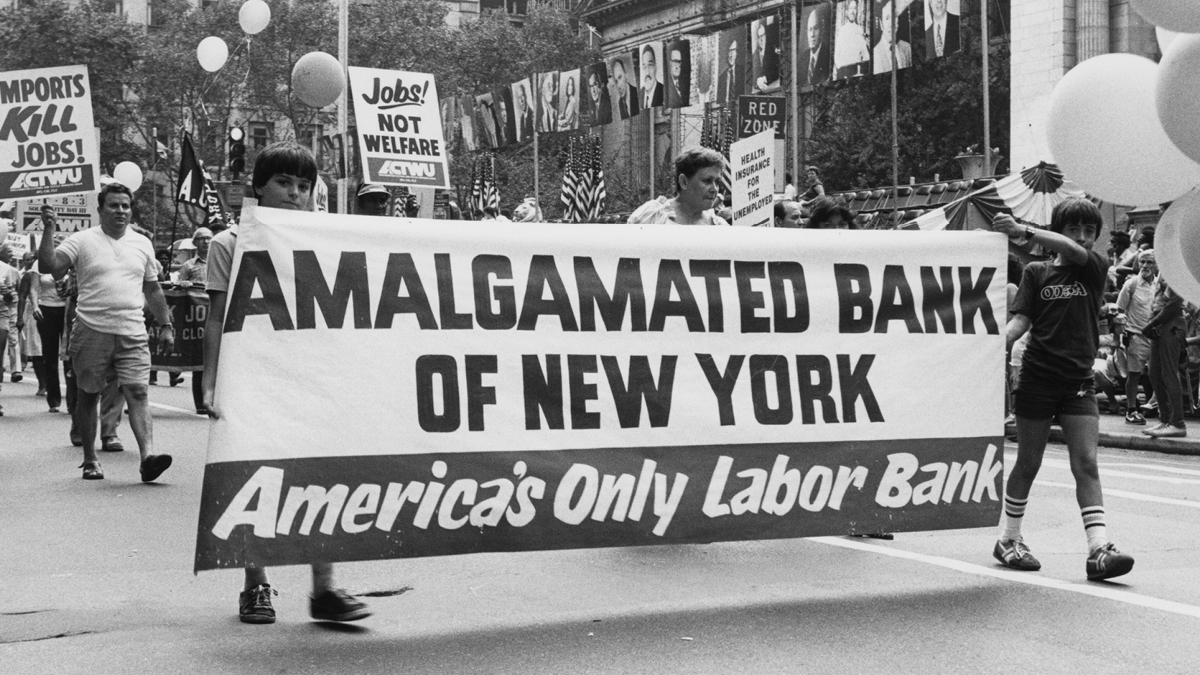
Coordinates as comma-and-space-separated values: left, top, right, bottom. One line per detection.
239, 584, 277, 624
993, 537, 1041, 571
1149, 423, 1187, 438
1086, 543, 1134, 581
310, 588, 371, 622
1124, 410, 1146, 425
1141, 422, 1168, 436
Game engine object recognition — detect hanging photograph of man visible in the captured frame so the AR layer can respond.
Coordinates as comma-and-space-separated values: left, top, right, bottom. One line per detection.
476, 92, 499, 149
536, 71, 559, 134
716, 25, 747, 107
751, 16, 780, 93
799, 3, 832, 89
582, 61, 612, 127
458, 94, 479, 152
873, 0, 914, 73
495, 86, 516, 146
607, 54, 639, 120
834, 0, 871, 79
925, 0, 961, 58
558, 68, 580, 131
637, 42, 665, 111
511, 78, 535, 143
665, 39, 692, 108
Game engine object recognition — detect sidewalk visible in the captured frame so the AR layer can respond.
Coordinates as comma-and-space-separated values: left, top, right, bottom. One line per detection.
1006, 411, 1200, 456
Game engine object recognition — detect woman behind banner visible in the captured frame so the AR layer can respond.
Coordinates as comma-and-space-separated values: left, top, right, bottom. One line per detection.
628, 147, 731, 226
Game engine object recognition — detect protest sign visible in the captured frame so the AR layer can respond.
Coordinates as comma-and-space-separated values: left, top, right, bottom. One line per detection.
150, 286, 208, 373
730, 128, 775, 227
0, 65, 99, 201
195, 205, 1006, 571
348, 67, 449, 189
14, 193, 98, 234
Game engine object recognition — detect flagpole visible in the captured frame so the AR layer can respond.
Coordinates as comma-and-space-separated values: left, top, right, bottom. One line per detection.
981, 0, 992, 177
648, 108, 655, 199
791, 4, 799, 191
890, 0, 900, 224
338, 0, 349, 214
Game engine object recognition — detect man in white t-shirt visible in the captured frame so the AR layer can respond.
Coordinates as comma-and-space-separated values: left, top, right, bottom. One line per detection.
38, 182, 174, 482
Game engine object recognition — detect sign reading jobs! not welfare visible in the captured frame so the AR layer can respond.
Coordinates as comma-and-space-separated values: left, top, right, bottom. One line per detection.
348, 67, 449, 189
0, 65, 99, 201
194, 206, 1007, 571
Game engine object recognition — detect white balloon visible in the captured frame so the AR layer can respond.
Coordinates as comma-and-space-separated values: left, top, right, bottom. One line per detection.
197, 36, 229, 73
1132, 0, 1200, 33
1157, 26, 1181, 51
1047, 53, 1200, 206
112, 161, 144, 192
1154, 187, 1200, 305
1156, 34, 1200, 164
239, 0, 271, 35
291, 51, 344, 109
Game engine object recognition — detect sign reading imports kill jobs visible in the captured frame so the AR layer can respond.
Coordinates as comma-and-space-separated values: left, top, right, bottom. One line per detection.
194, 204, 1007, 571
348, 67, 449, 190
0, 65, 99, 201
730, 128, 775, 227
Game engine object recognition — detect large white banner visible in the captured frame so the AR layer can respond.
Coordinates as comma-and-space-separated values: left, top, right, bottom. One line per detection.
348, 67, 449, 189
195, 205, 1007, 570
0, 65, 99, 201
730, 128, 775, 227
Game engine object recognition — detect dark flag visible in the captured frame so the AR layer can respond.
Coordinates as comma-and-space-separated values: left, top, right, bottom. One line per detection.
175, 132, 207, 207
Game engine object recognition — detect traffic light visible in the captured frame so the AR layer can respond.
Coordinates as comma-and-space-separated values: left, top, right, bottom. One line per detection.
228, 127, 246, 176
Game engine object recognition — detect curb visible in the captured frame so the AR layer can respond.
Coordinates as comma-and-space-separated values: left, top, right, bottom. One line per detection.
1007, 423, 1200, 456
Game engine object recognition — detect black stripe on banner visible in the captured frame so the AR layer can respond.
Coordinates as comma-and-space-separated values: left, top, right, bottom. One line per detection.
194, 436, 1004, 571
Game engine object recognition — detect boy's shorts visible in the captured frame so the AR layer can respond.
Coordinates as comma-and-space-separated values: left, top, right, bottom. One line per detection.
67, 322, 151, 394
1014, 376, 1099, 420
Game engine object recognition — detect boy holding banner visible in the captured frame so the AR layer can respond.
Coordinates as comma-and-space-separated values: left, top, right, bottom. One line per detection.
203, 142, 371, 624
992, 200, 1135, 581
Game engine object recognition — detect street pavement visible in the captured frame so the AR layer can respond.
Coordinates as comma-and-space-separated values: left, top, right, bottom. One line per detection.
2, 373, 1199, 674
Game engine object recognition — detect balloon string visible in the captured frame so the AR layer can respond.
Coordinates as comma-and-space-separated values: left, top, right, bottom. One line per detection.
198, 36, 253, 103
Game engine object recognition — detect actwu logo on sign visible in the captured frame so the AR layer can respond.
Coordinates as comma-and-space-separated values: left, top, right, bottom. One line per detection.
380, 160, 436, 178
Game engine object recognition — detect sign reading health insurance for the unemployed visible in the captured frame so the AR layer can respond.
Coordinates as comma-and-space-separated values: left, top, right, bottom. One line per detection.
194, 205, 1007, 571
730, 128, 775, 227
0, 65, 99, 201
348, 67, 449, 189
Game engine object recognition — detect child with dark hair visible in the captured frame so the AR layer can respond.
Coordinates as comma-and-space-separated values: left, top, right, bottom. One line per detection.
203, 142, 370, 624
806, 196, 856, 229
991, 198, 1134, 581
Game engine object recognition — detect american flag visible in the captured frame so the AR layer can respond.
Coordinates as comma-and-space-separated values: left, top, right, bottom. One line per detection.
700, 108, 733, 196
582, 136, 606, 221
470, 154, 500, 215
560, 137, 582, 222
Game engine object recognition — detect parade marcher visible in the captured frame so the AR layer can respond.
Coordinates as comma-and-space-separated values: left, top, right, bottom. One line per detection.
1, 244, 20, 383
806, 196, 856, 229
25, 251, 69, 411
37, 182, 174, 482
356, 183, 391, 217
991, 200, 1135, 581
16, 252, 47, 397
177, 227, 212, 414
1141, 272, 1188, 438
774, 200, 803, 228
0, 243, 18, 415
782, 173, 797, 201
628, 147, 731, 226
202, 141, 370, 625
1115, 249, 1157, 424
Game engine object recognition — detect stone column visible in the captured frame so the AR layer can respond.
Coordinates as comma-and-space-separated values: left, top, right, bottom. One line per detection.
1076, 0, 1111, 60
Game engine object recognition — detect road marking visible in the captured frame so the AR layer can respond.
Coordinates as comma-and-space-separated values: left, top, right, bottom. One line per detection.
1038, 480, 1200, 509
1038, 458, 1200, 486
810, 536, 1200, 619
149, 402, 202, 416
1096, 462, 1200, 477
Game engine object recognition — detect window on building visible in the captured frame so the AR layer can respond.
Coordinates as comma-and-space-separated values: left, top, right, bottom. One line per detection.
100, 0, 123, 14
148, 0, 166, 27
202, 0, 220, 8
297, 124, 323, 152
249, 122, 273, 150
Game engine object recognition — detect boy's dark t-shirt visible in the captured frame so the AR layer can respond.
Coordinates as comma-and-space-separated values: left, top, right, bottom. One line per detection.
1012, 249, 1107, 385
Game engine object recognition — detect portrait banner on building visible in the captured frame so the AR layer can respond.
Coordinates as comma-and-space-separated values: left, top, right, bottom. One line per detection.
834, 0, 872, 80
0, 64, 100, 201
800, 3, 834, 89
347, 67, 449, 189
925, 0, 961, 60
536, 71, 560, 134
194, 204, 1007, 571
664, 39, 692, 108
750, 16, 780, 93
558, 68, 581, 131
634, 42, 664, 111
716, 26, 748, 108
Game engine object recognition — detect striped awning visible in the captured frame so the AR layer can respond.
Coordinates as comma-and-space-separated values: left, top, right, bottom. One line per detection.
914, 162, 1086, 231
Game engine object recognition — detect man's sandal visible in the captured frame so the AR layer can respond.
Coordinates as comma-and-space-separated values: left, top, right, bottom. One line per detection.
80, 461, 104, 480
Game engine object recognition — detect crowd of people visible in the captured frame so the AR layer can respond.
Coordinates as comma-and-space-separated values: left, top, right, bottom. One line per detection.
2, 143, 1180, 630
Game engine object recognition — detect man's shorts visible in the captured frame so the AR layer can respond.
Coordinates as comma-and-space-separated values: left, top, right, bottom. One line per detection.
67, 322, 150, 394
1014, 375, 1099, 420
1126, 333, 1152, 373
